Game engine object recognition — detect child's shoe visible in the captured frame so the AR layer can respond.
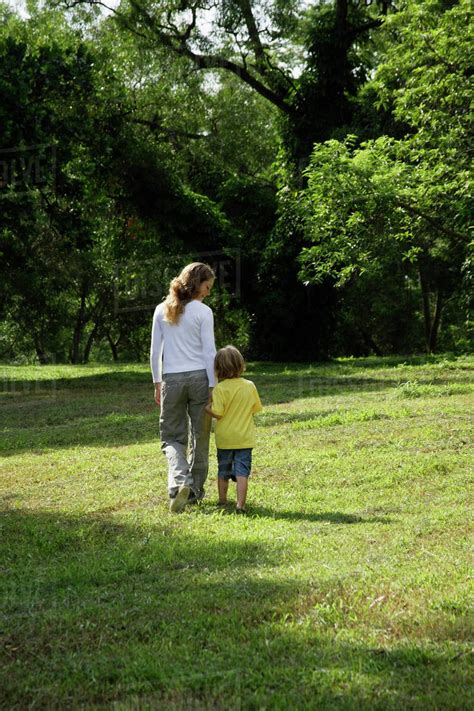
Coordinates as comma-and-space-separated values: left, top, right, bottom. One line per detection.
235, 507, 246, 515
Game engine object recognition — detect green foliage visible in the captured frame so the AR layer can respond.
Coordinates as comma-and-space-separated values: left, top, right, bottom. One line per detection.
0, 3, 252, 363
0, 18, 124, 361
1, 0, 472, 361
297, 0, 472, 354
208, 288, 252, 354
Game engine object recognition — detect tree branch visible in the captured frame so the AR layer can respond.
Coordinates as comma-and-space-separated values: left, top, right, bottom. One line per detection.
63, 0, 293, 114
131, 117, 210, 140
351, 18, 385, 37
236, 0, 266, 70
395, 199, 466, 242
177, 47, 293, 114
127, 0, 292, 113
264, 54, 298, 94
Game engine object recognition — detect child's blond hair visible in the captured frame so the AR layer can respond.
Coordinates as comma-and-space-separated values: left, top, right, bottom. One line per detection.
215, 346, 245, 381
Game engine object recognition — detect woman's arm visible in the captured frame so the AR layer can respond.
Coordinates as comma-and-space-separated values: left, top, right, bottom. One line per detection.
150, 306, 163, 404
200, 308, 217, 387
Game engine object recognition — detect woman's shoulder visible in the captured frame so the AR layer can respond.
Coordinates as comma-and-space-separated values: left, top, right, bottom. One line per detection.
154, 302, 165, 317
188, 300, 213, 316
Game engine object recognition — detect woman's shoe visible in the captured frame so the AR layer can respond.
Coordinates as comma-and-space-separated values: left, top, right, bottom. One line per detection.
188, 488, 206, 505
169, 485, 190, 513
187, 490, 198, 505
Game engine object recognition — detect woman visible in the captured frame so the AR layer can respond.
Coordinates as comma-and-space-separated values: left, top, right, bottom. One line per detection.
150, 262, 216, 512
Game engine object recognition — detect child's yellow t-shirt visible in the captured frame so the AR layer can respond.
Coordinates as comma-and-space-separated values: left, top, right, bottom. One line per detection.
211, 378, 263, 449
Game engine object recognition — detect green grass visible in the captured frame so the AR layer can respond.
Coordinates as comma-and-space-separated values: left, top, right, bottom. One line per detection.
1, 354, 473, 710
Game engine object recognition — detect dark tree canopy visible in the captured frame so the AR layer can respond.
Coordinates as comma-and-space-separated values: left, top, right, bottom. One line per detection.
0, 0, 471, 362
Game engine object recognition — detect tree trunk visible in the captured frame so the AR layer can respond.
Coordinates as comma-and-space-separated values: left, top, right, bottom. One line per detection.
82, 300, 107, 364
106, 331, 119, 362
33, 334, 49, 364
335, 0, 349, 28
429, 289, 443, 354
361, 329, 383, 356
70, 286, 87, 364
83, 323, 99, 364
418, 264, 432, 354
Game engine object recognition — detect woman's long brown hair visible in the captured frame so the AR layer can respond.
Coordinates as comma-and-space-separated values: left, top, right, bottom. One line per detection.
163, 262, 215, 324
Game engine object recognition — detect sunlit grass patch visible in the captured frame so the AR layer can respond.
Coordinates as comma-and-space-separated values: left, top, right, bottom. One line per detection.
393, 379, 473, 399
0, 354, 473, 709
290, 408, 411, 429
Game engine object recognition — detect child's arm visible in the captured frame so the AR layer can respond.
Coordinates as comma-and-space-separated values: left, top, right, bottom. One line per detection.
205, 404, 222, 419
252, 384, 263, 414
207, 384, 225, 419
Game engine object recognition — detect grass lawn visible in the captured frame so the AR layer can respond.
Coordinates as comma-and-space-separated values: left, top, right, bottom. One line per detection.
1, 355, 473, 710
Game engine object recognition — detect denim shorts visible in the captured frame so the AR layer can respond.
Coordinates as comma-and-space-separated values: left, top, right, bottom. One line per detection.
217, 448, 252, 480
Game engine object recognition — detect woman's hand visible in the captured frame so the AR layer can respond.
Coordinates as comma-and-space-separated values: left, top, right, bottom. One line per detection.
154, 383, 161, 406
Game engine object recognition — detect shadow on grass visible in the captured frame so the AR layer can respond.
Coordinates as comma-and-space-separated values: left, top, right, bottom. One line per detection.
2, 360, 471, 402
0, 508, 468, 710
196, 502, 392, 525
1, 358, 472, 456
246, 507, 392, 525
249, 353, 465, 371
250, 373, 473, 405
0, 411, 160, 456
1, 371, 410, 403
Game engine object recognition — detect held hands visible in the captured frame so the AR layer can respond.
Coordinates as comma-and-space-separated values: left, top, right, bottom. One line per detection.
205, 388, 220, 419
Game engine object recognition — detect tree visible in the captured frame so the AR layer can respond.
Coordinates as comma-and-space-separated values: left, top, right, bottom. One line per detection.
0, 23, 120, 362
298, 0, 472, 354
47, 0, 402, 361
60, 0, 396, 161
0, 5, 238, 363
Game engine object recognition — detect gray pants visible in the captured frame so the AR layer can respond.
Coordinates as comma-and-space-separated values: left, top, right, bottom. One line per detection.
159, 369, 211, 498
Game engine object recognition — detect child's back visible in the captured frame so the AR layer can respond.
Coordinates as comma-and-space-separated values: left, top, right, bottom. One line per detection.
207, 346, 263, 514
212, 377, 262, 450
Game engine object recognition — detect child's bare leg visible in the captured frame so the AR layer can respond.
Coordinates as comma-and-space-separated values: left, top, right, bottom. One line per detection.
236, 476, 248, 510
218, 478, 229, 504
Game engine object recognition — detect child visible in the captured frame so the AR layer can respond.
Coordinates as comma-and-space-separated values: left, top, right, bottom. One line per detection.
205, 345, 263, 514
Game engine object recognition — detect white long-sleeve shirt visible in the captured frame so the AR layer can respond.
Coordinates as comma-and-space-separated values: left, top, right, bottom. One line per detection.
150, 300, 216, 386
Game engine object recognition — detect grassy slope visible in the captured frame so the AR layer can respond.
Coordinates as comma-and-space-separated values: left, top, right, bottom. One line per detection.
0, 355, 472, 710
